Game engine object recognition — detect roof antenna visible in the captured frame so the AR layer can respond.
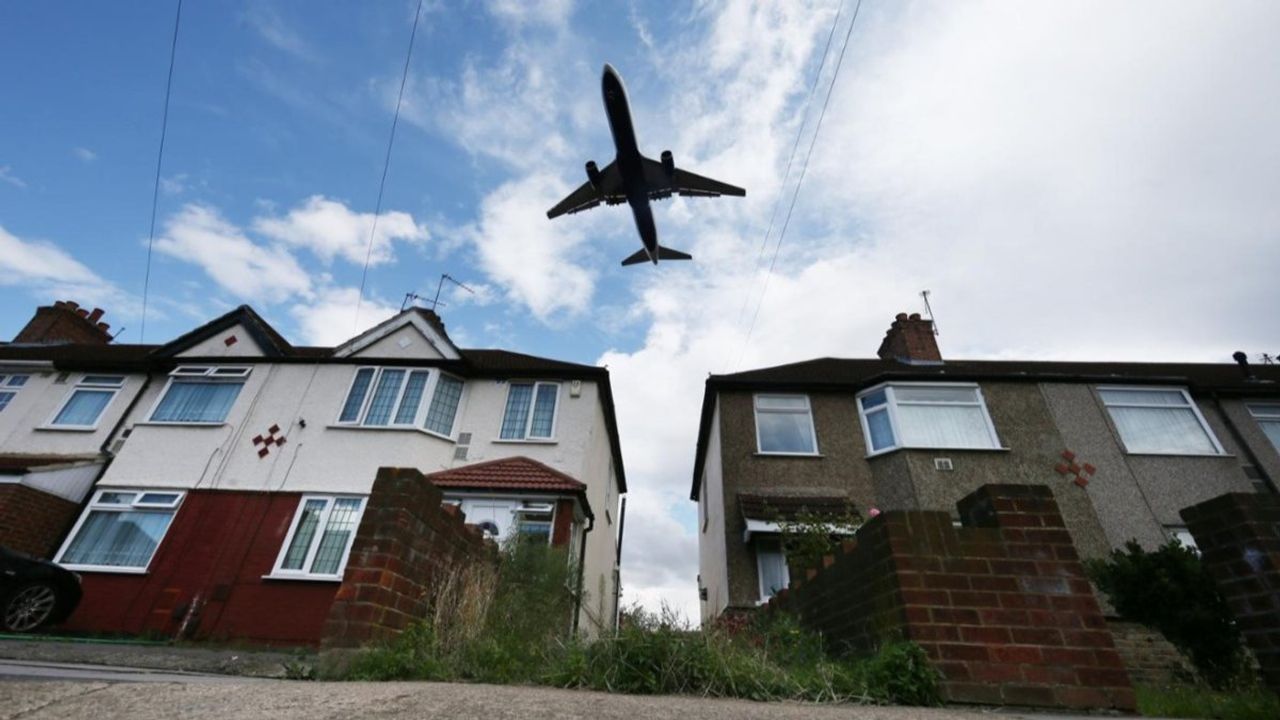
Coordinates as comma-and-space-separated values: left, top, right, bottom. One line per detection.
428, 273, 474, 311
920, 290, 940, 335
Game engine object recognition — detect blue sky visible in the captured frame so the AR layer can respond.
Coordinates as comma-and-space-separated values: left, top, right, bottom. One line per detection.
3, 1, 1278, 621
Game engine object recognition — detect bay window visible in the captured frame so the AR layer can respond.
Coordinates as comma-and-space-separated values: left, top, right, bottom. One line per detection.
499, 382, 559, 440
754, 394, 818, 454
49, 375, 125, 429
271, 495, 367, 579
857, 383, 1000, 454
1099, 387, 1222, 455
56, 489, 183, 571
150, 366, 249, 423
337, 367, 464, 437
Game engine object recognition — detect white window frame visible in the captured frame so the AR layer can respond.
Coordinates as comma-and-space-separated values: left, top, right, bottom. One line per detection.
1098, 386, 1224, 456
755, 537, 790, 603
421, 371, 465, 439
43, 375, 126, 430
1247, 403, 1280, 452
856, 382, 1001, 457
54, 488, 185, 573
753, 393, 820, 456
0, 373, 30, 414
146, 365, 251, 425
268, 494, 368, 581
334, 366, 465, 438
497, 381, 561, 442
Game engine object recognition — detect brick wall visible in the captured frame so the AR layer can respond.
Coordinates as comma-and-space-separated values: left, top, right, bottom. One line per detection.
322, 467, 493, 647
770, 484, 1134, 710
0, 483, 79, 558
1107, 620, 1197, 687
1181, 492, 1280, 692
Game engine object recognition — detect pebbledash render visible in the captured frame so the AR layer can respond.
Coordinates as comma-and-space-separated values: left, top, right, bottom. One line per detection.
692, 312, 1280, 622
0, 301, 625, 642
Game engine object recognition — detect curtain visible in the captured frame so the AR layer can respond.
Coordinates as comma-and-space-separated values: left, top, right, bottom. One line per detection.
500, 384, 533, 438
151, 381, 244, 422
53, 389, 114, 426
362, 370, 405, 426
394, 371, 429, 424
339, 368, 374, 422
1108, 407, 1216, 453
530, 384, 558, 437
281, 499, 325, 570
756, 539, 789, 599
897, 404, 992, 448
425, 375, 463, 435
61, 510, 175, 567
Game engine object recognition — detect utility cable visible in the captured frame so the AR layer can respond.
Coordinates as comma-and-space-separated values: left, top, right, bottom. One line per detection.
139, 0, 184, 343
355, 0, 423, 332
734, 0, 865, 371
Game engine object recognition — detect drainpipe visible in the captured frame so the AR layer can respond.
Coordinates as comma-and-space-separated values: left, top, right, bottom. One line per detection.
613, 496, 626, 632
571, 501, 592, 635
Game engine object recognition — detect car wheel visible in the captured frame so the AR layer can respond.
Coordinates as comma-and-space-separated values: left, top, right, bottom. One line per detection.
2, 582, 60, 633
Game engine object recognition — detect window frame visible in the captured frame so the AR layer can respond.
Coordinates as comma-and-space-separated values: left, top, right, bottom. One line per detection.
755, 537, 790, 603
856, 382, 1001, 457
334, 366, 465, 439
752, 393, 820, 456
1247, 403, 1280, 452
54, 488, 185, 574
43, 375, 126, 430
1097, 385, 1224, 456
497, 381, 561, 442
0, 373, 30, 414
145, 365, 251, 426
268, 494, 368, 581
421, 371, 465, 439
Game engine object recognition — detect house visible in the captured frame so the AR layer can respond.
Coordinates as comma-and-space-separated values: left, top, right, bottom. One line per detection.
0, 300, 625, 642
692, 312, 1280, 622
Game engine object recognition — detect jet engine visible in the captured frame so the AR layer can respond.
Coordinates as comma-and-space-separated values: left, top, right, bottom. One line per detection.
585, 161, 602, 190
661, 150, 675, 177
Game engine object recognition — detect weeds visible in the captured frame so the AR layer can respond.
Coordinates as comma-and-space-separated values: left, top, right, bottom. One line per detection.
1136, 685, 1280, 720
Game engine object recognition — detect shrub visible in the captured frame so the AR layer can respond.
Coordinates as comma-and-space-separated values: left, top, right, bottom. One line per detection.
1087, 540, 1252, 688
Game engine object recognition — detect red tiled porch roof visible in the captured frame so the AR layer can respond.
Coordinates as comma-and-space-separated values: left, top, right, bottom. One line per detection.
424, 456, 586, 493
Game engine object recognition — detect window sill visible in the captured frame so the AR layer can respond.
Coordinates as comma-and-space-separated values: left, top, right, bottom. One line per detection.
753, 452, 823, 459
262, 573, 344, 583
135, 421, 229, 428
1123, 452, 1235, 459
491, 438, 557, 445
57, 565, 149, 575
327, 424, 457, 443
865, 446, 1012, 459
36, 425, 99, 433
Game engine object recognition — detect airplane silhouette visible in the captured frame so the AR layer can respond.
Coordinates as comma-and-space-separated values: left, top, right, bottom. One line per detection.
547, 64, 746, 266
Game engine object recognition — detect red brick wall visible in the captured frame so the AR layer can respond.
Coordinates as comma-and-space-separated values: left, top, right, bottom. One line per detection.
63, 490, 340, 645
13, 302, 111, 344
323, 468, 493, 647
1181, 493, 1280, 692
0, 483, 80, 558
771, 484, 1134, 710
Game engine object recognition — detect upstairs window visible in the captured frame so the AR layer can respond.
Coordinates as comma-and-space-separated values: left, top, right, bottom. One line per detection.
272, 495, 367, 579
150, 367, 249, 424
500, 382, 559, 440
754, 394, 818, 455
857, 383, 1000, 454
337, 367, 464, 435
49, 375, 125, 429
57, 489, 183, 571
0, 373, 29, 413
1248, 403, 1280, 452
1099, 387, 1222, 455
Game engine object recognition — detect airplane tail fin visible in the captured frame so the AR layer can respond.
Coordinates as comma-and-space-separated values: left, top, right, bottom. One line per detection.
620, 246, 693, 267
620, 249, 651, 266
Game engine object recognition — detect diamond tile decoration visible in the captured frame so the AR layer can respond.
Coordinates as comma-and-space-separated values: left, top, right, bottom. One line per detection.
224, 335, 238, 347
252, 424, 287, 459
1057, 449, 1095, 488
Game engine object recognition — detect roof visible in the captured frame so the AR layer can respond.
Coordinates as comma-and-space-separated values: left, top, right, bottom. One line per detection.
691, 356, 1280, 500
425, 456, 593, 519
738, 493, 862, 522
0, 454, 101, 475
154, 305, 294, 358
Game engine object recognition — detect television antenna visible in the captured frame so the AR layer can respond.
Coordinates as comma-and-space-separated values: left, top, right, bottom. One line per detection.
920, 290, 940, 335
403, 273, 475, 311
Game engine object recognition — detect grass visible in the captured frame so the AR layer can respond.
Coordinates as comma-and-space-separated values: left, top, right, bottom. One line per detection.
1137, 685, 1280, 720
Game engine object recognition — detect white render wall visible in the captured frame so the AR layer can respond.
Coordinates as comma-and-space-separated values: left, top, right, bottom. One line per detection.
0, 367, 147, 460
697, 399, 729, 623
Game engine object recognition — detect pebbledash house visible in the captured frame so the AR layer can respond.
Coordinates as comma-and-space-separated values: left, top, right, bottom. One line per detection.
692, 312, 1280, 622
0, 300, 625, 642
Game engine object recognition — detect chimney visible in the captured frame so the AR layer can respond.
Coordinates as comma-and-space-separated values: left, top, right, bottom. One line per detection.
877, 312, 942, 364
13, 300, 114, 345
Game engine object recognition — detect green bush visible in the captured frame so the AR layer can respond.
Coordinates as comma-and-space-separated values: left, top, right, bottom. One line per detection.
1137, 685, 1280, 720
1087, 540, 1252, 688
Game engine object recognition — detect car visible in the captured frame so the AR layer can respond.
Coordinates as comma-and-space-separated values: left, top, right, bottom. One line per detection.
0, 546, 82, 633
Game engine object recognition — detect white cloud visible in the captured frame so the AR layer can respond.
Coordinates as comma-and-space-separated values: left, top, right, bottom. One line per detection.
0, 224, 128, 309
289, 285, 399, 346
154, 204, 314, 304
253, 195, 428, 266
72, 147, 96, 163
485, 0, 574, 28
0, 165, 26, 188
245, 5, 317, 61
160, 174, 188, 195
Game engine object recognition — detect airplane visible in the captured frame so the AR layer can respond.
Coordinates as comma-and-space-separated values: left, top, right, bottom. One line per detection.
546, 64, 746, 266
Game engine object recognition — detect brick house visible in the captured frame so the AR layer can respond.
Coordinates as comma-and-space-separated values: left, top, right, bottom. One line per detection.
692, 312, 1280, 621
0, 301, 625, 642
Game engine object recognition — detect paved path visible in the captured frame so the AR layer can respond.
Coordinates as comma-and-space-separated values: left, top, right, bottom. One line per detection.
0, 679, 1086, 720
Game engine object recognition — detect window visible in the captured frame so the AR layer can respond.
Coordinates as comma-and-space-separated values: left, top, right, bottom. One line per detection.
48, 375, 125, 428
337, 367, 465, 435
1169, 527, 1199, 551
150, 366, 249, 423
1099, 387, 1222, 455
271, 495, 367, 579
514, 504, 554, 545
1248, 403, 1280, 452
499, 382, 559, 440
856, 383, 1000, 454
756, 538, 789, 601
754, 394, 818, 454
0, 373, 29, 413
56, 489, 183, 571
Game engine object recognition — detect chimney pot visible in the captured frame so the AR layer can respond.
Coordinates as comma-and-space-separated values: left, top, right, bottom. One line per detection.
908, 312, 921, 321
97, 322, 110, 332
75, 308, 90, 318
88, 308, 105, 323
895, 312, 909, 322
65, 301, 80, 311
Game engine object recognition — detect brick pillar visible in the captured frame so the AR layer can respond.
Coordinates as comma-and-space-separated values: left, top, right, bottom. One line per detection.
1181, 493, 1280, 692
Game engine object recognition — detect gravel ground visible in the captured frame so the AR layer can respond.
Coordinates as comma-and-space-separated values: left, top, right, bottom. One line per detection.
0, 638, 305, 679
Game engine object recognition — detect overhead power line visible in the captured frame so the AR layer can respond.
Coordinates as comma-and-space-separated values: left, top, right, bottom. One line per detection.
355, 0, 424, 332
734, 0, 865, 371
139, 0, 184, 343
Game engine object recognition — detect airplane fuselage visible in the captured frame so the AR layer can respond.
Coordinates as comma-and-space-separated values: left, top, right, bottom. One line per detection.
602, 65, 659, 263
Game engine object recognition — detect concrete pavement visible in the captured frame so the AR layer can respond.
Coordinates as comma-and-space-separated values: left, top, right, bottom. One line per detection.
0, 659, 264, 683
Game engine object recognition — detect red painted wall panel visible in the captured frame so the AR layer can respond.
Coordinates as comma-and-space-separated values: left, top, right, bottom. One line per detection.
61, 490, 339, 646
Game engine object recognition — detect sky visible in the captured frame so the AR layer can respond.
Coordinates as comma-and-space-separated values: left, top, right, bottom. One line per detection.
1, 1, 1278, 623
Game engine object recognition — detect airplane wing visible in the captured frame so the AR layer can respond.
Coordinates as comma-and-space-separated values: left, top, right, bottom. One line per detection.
642, 157, 746, 200
546, 161, 624, 219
